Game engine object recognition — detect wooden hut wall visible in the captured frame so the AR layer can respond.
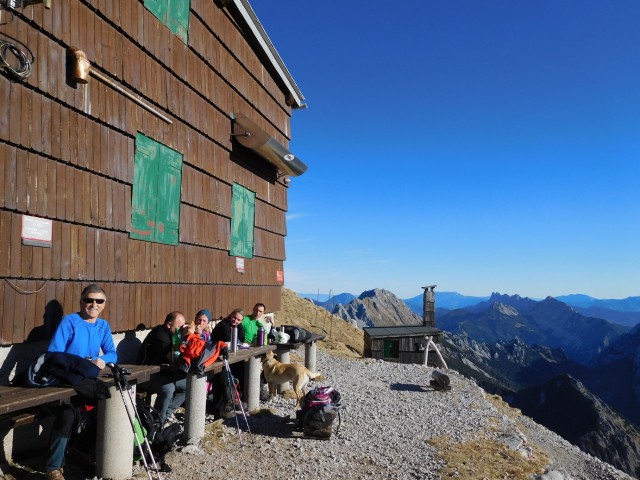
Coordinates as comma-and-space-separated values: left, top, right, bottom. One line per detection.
366, 334, 443, 364
0, 1, 295, 344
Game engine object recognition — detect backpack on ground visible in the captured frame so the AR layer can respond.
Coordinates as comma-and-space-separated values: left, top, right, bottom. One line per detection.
134, 403, 179, 472
209, 369, 242, 419
297, 386, 342, 439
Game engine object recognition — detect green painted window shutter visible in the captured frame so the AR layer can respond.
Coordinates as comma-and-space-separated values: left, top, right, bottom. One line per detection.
168, 0, 190, 43
144, 0, 168, 24
230, 183, 255, 258
131, 133, 183, 245
144, 0, 190, 44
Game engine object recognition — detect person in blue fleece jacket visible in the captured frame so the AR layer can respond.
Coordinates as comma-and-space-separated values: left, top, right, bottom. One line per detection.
45, 284, 117, 480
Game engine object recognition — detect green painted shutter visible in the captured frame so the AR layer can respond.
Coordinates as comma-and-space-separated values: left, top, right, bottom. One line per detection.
131, 133, 160, 241
167, 0, 190, 44
144, 0, 168, 24
155, 145, 182, 245
131, 133, 183, 245
144, 0, 189, 44
230, 183, 255, 258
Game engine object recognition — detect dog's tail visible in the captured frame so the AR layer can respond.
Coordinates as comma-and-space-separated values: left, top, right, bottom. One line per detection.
307, 370, 322, 380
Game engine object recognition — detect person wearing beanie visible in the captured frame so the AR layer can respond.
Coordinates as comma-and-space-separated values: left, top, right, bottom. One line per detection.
194, 309, 211, 342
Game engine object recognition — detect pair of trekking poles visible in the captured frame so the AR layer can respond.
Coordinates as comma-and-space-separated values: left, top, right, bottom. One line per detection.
220, 349, 253, 445
108, 354, 252, 478
108, 363, 164, 480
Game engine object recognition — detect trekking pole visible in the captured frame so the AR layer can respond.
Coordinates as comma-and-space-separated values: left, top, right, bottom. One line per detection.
108, 363, 163, 480
222, 358, 253, 444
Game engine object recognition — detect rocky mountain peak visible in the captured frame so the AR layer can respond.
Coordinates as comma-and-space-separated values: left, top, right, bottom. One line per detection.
489, 302, 520, 317
334, 288, 421, 328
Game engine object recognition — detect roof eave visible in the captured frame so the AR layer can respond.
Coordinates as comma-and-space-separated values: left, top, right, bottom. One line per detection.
231, 0, 306, 109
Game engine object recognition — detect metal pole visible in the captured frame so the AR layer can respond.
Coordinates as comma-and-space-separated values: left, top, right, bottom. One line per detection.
89, 69, 173, 124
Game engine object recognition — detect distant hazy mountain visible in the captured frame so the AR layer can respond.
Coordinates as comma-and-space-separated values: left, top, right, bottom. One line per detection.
556, 294, 640, 327
556, 294, 640, 312
299, 292, 355, 303
439, 294, 628, 365
299, 292, 357, 311
403, 291, 490, 315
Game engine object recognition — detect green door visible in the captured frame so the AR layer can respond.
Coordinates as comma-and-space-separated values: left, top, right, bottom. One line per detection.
383, 340, 399, 359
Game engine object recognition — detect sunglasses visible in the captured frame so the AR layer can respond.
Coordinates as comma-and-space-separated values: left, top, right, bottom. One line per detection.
82, 297, 106, 304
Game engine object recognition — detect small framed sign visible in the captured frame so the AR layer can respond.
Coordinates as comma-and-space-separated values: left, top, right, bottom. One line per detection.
22, 215, 53, 248
276, 270, 284, 283
236, 257, 245, 273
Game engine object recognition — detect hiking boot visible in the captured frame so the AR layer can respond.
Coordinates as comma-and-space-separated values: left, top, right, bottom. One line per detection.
47, 468, 65, 480
219, 402, 235, 419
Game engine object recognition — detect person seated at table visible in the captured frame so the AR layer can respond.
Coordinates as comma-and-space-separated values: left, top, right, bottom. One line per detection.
46, 284, 117, 480
194, 309, 212, 342
210, 308, 245, 345
209, 309, 246, 417
241, 303, 266, 345
137, 311, 187, 425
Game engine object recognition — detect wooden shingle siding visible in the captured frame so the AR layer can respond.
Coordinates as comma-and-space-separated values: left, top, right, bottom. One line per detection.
1, 0, 298, 344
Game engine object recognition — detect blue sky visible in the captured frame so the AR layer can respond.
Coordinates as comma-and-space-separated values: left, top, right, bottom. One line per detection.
251, 1, 640, 300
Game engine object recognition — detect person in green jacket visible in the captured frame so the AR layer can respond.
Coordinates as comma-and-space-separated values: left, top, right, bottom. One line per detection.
241, 303, 265, 344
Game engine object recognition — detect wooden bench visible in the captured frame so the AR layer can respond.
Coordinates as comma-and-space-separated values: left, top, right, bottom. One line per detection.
0, 364, 160, 480
0, 346, 285, 477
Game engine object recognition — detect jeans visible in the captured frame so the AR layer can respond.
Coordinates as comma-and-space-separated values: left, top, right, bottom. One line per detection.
46, 405, 76, 472
147, 371, 187, 423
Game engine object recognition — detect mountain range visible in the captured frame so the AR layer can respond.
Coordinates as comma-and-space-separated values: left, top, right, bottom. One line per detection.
308, 288, 640, 478
304, 291, 640, 327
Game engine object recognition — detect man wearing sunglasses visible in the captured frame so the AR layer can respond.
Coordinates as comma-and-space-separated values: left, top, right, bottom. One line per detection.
48, 284, 117, 370
45, 284, 117, 480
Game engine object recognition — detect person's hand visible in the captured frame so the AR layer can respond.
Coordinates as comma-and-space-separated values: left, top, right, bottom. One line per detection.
93, 358, 106, 370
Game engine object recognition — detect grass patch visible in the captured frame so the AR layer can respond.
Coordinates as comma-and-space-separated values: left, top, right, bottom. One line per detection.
430, 435, 548, 479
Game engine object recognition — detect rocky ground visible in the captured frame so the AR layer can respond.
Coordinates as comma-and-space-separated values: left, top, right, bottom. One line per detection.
153, 349, 631, 480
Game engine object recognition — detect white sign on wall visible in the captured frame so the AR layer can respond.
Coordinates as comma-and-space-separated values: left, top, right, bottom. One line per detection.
21, 215, 53, 248
236, 257, 245, 273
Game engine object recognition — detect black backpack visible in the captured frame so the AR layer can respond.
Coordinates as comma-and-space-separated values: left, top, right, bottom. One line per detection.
134, 404, 179, 472
297, 386, 342, 438
283, 325, 313, 343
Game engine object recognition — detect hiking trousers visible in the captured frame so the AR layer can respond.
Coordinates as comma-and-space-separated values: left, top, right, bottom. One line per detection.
147, 371, 187, 423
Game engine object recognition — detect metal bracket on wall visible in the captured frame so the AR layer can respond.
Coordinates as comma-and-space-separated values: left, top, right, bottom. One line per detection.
1, 0, 51, 9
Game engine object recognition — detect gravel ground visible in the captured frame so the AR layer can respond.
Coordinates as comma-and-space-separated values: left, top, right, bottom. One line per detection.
155, 350, 632, 480
3, 349, 631, 479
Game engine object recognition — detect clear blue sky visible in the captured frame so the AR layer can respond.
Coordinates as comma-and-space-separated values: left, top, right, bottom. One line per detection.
252, 1, 640, 300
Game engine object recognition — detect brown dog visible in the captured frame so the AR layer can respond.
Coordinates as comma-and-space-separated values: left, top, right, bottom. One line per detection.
262, 351, 321, 406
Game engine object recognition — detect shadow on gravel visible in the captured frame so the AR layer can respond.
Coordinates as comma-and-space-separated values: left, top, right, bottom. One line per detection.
244, 409, 299, 439
1, 450, 94, 479
390, 383, 432, 392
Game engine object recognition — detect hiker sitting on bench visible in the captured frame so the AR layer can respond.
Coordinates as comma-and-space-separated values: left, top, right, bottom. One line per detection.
46, 284, 117, 480
137, 311, 187, 425
194, 309, 212, 342
241, 303, 265, 345
209, 309, 246, 417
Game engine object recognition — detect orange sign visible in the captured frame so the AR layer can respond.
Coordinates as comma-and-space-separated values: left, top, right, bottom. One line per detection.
276, 270, 284, 282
